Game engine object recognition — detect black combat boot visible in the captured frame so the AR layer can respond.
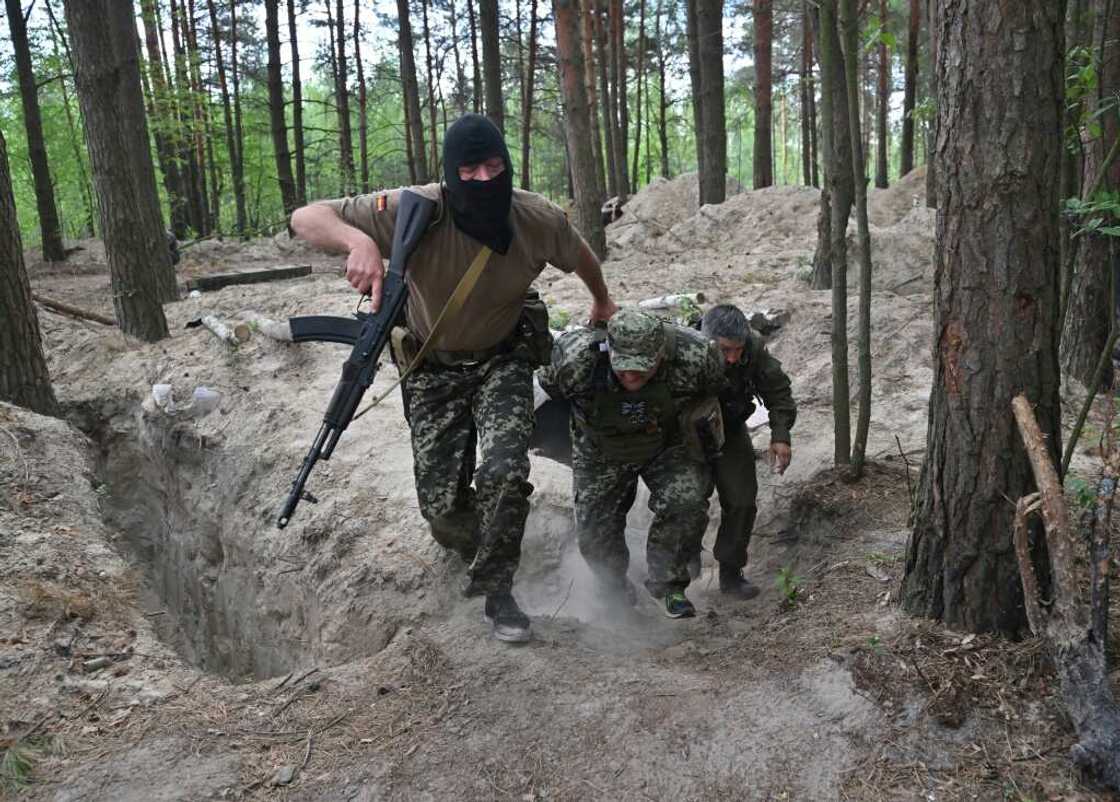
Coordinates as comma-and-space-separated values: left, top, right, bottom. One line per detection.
483, 592, 532, 643
719, 564, 760, 600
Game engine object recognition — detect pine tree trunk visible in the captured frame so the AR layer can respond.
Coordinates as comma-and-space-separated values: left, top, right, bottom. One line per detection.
0, 130, 58, 416
656, 0, 670, 178
44, 0, 96, 237
422, 0, 439, 179
611, 0, 630, 200
206, 0, 246, 235
184, 0, 216, 233
924, 0, 936, 207
595, 0, 619, 198
839, 0, 873, 474
6, 0, 66, 260
753, 0, 774, 189
288, 0, 307, 205
139, 0, 188, 237
686, 0, 705, 183
554, 0, 607, 257
63, 0, 174, 338
448, 0, 468, 113
581, 2, 608, 198
899, 0, 919, 176
397, 0, 430, 182
902, 0, 1063, 637
333, 0, 355, 194
169, 0, 206, 235
1062, 0, 1120, 389
1060, 0, 1087, 297
467, 0, 482, 113
264, 0, 297, 214
800, 3, 813, 187
696, 0, 726, 205
631, 0, 646, 191
521, 0, 539, 190
875, 0, 890, 188
354, 0, 369, 193
479, 0, 504, 133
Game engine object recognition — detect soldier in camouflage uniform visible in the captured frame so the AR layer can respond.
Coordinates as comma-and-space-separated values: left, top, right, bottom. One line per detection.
538, 308, 726, 618
695, 304, 797, 598
291, 114, 618, 643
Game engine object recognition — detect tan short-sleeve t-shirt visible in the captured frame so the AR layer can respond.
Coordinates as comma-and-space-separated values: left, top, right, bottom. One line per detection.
320, 183, 587, 351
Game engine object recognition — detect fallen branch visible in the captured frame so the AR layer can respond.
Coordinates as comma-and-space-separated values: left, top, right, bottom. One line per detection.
241, 311, 293, 342
31, 293, 116, 326
637, 292, 706, 311
1012, 394, 1120, 789
198, 315, 250, 345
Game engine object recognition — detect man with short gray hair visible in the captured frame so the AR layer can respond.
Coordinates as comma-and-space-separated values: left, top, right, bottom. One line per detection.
698, 304, 797, 598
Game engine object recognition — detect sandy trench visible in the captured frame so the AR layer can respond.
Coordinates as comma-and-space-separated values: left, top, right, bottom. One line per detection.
0, 169, 1109, 801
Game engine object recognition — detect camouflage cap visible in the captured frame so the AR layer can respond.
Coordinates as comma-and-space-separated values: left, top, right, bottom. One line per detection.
607, 308, 665, 373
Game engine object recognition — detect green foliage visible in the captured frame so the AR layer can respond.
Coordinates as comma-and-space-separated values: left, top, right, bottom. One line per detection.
1066, 477, 1096, 510
776, 565, 803, 606
1064, 191, 1120, 239
548, 307, 572, 330
0, 735, 57, 792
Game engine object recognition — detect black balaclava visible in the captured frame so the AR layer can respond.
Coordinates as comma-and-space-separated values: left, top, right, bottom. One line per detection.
442, 113, 514, 254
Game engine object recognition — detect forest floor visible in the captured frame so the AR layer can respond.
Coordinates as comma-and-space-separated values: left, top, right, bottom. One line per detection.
2, 169, 1118, 801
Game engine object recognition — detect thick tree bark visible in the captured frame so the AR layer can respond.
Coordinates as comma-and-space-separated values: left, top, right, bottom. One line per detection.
288, 0, 307, 205
0, 130, 57, 416
1062, 0, 1120, 389
354, 0, 369, 193
206, 0, 247, 235
479, 0, 505, 133
397, 0, 430, 182
902, 0, 1063, 637
924, 0, 936, 207
874, 0, 889, 188
6, 0, 66, 260
554, 0, 607, 257
264, 0, 297, 215
695, 0, 726, 205
753, 0, 774, 189
63, 0, 174, 339
899, 0, 920, 176
520, 0, 539, 189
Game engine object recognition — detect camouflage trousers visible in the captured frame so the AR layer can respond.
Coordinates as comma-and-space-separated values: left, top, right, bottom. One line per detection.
571, 429, 712, 596
709, 425, 759, 570
403, 353, 535, 595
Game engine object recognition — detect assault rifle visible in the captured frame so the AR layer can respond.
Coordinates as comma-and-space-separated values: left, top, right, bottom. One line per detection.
276, 191, 436, 528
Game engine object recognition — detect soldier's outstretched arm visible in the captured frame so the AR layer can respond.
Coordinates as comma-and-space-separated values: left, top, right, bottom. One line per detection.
290, 203, 387, 310
571, 242, 618, 323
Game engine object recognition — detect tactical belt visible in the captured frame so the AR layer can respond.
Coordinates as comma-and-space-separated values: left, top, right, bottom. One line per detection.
426, 339, 512, 368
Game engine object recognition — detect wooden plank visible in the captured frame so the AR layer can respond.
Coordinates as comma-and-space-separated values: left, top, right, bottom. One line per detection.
186, 264, 312, 292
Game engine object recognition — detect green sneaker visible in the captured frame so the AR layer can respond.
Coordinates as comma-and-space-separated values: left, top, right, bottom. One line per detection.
663, 591, 696, 619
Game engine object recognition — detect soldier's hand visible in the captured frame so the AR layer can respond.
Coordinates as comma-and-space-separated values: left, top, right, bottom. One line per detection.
769, 442, 791, 475
588, 297, 619, 324
345, 240, 385, 311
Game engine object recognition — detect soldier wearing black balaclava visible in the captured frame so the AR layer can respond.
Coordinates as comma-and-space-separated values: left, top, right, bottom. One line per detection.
290, 114, 618, 644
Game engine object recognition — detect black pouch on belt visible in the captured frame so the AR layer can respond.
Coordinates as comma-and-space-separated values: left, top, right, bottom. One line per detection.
515, 289, 555, 368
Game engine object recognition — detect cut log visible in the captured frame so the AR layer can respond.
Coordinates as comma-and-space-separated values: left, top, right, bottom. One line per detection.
1011, 394, 1120, 790
31, 293, 116, 326
637, 292, 706, 311
185, 264, 312, 292
241, 311, 293, 342
199, 315, 250, 345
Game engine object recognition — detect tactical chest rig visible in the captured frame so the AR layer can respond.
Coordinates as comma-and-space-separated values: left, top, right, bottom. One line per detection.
586, 327, 680, 464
